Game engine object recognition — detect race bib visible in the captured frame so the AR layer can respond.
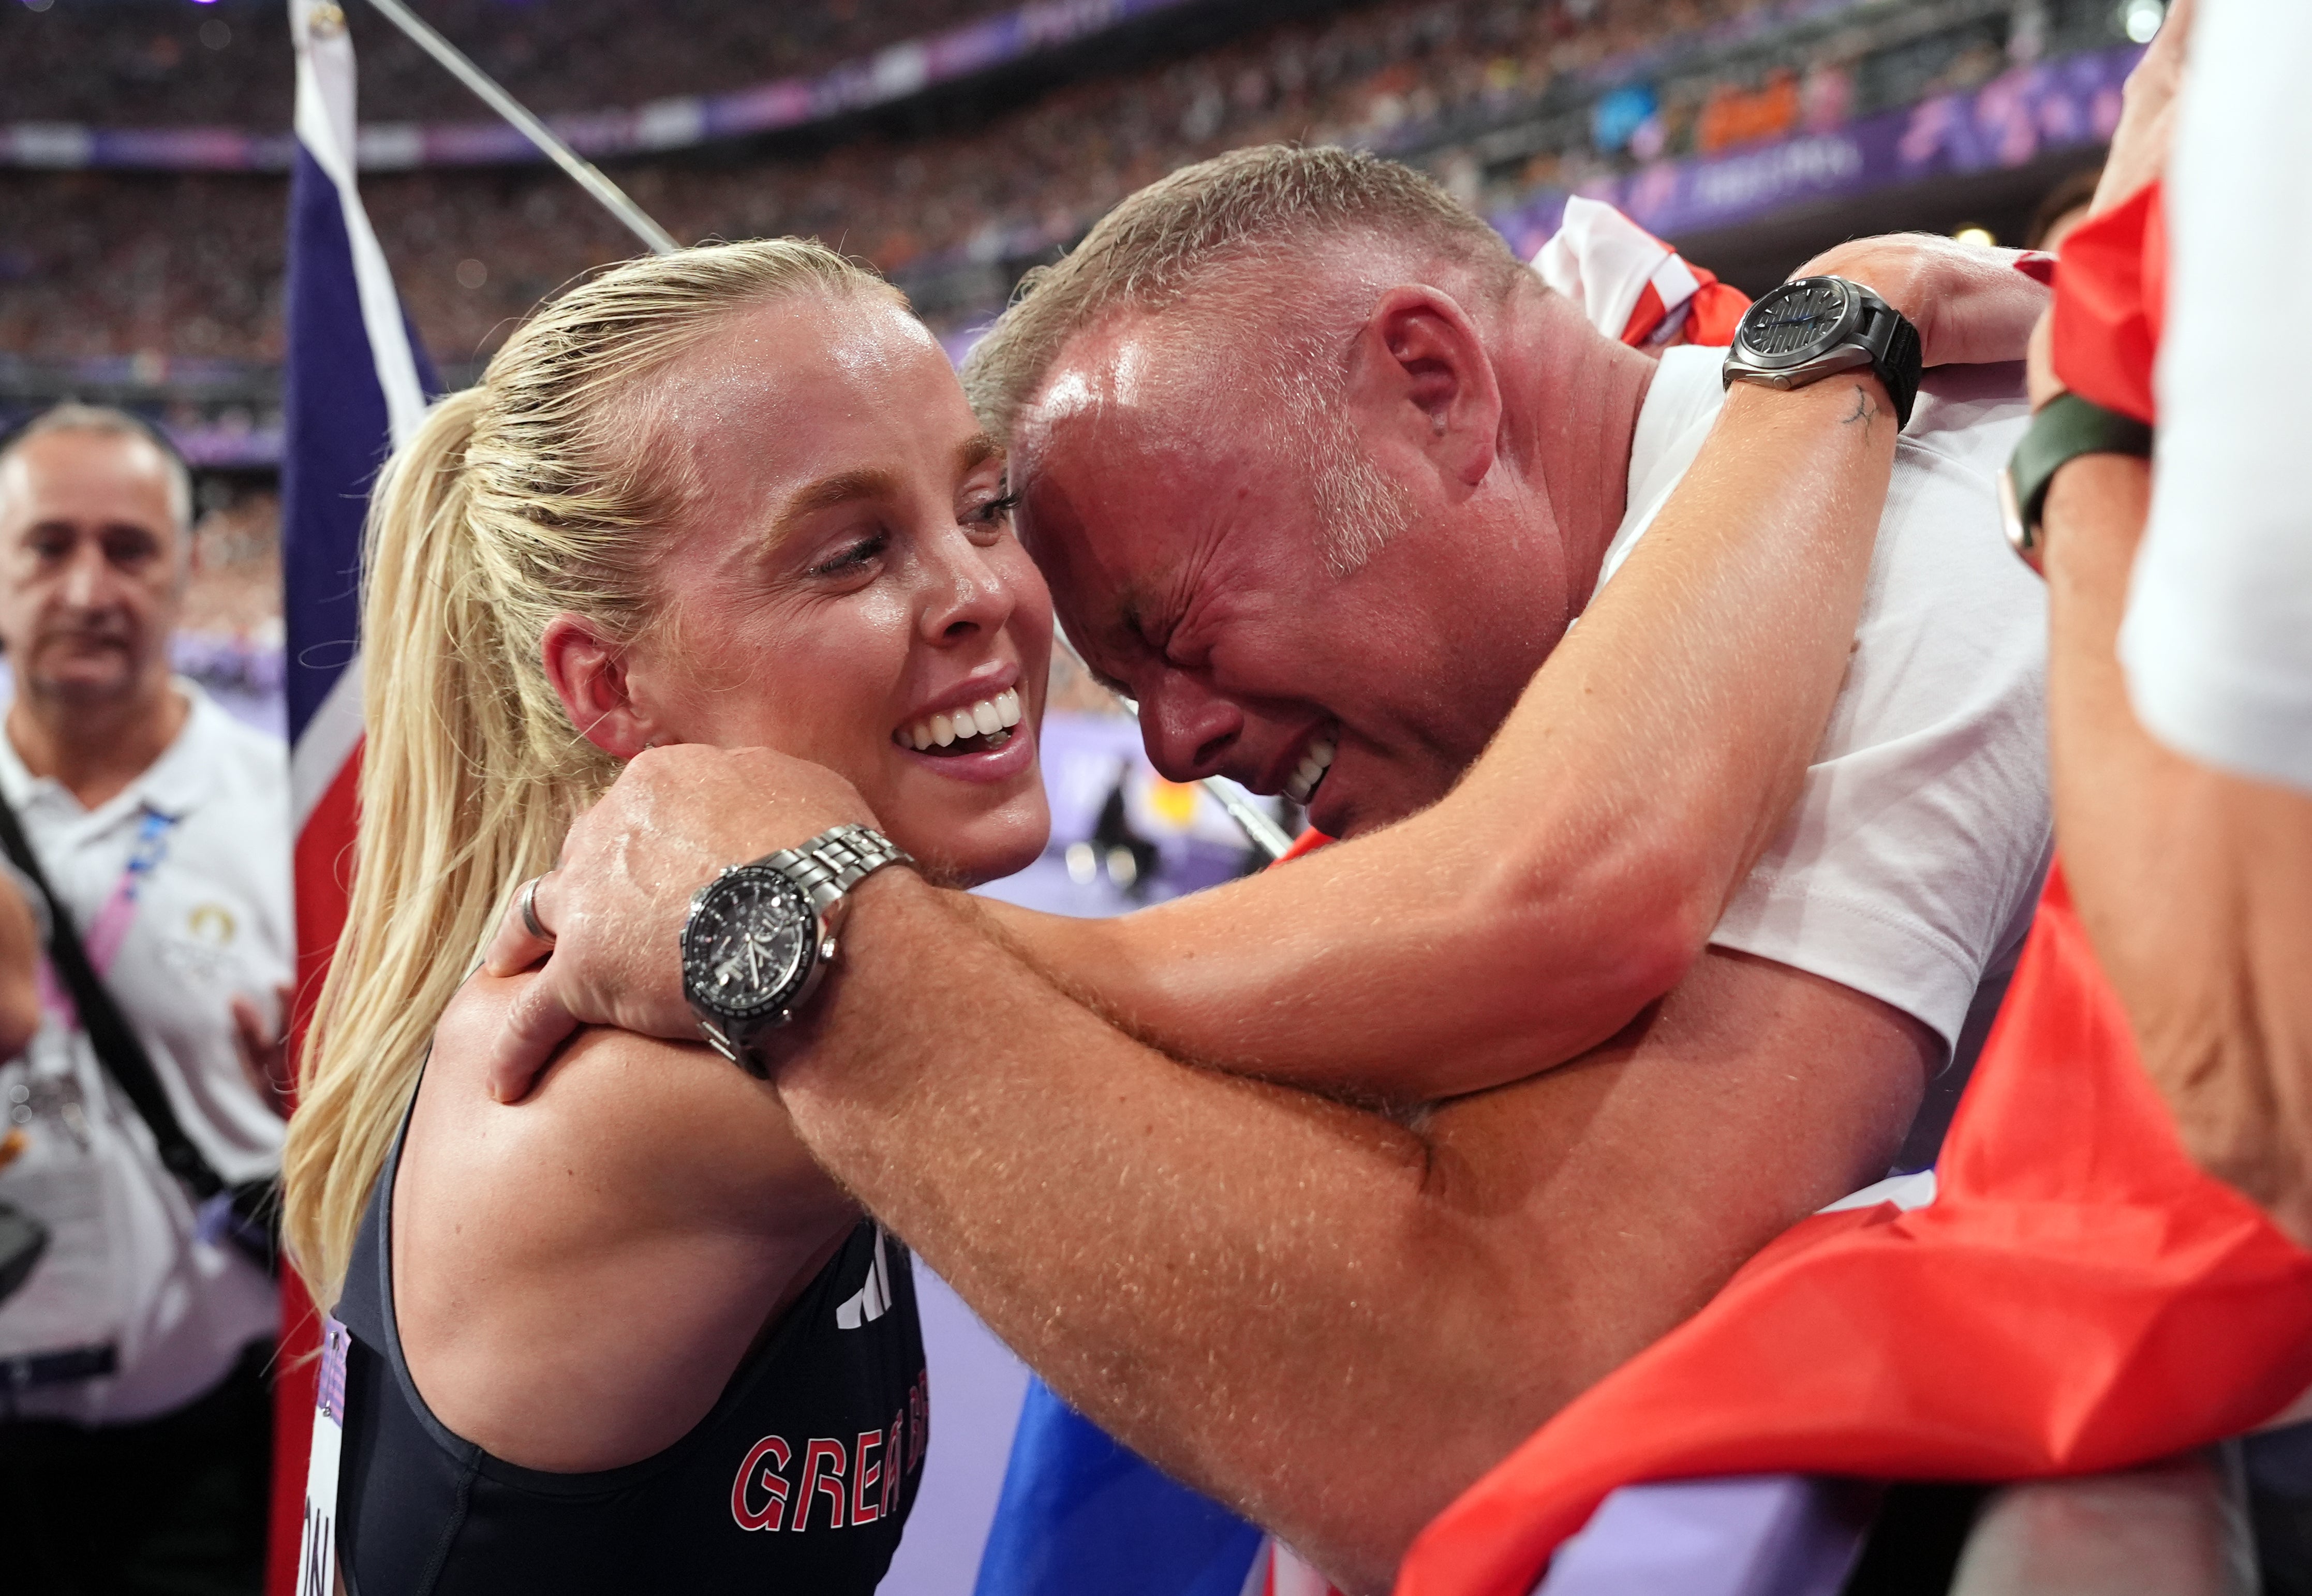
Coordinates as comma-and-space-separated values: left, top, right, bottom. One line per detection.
295, 1318, 352, 1596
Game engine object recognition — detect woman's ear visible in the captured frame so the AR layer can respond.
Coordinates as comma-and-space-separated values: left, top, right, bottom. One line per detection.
540, 612, 660, 760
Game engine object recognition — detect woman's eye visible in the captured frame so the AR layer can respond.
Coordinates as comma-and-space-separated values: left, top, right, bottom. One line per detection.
811, 534, 886, 577
968, 492, 1021, 529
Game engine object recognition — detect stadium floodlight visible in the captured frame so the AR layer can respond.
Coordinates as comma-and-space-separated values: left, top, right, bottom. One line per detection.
358, 0, 679, 257
2121, 0, 2166, 45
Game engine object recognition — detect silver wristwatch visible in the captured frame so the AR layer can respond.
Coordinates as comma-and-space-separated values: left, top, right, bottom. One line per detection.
1722, 275, 1923, 430
680, 823, 914, 1076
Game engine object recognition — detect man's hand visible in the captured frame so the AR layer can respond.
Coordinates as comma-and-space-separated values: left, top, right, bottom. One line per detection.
480, 745, 874, 1104
1797, 232, 2050, 368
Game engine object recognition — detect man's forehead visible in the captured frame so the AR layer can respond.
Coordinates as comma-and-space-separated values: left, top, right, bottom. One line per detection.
1016, 316, 1210, 459
0, 431, 180, 526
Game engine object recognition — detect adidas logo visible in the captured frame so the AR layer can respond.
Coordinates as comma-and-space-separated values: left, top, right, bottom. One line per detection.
836, 1226, 894, 1329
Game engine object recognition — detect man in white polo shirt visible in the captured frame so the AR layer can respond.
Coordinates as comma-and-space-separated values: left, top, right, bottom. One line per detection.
0, 406, 293, 1596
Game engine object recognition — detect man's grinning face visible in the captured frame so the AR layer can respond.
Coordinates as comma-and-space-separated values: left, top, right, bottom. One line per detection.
1014, 318, 1540, 840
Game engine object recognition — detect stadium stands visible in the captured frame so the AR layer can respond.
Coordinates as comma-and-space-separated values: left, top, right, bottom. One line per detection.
2, 0, 2145, 444
0, 0, 1018, 125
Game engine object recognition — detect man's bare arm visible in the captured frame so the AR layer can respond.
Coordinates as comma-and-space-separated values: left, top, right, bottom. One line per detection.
2042, 455, 2312, 1241
478, 240, 2043, 1105
975, 373, 1901, 1102
777, 870, 1934, 1592
983, 239, 2052, 1106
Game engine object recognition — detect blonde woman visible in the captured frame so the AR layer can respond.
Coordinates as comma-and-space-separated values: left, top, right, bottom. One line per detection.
283, 239, 1049, 1592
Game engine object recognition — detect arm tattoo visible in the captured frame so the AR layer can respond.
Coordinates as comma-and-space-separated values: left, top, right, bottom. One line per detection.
1842, 383, 1883, 431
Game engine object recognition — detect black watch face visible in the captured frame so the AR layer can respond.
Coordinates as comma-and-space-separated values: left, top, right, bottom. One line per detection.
686, 868, 816, 1019
1738, 277, 1859, 368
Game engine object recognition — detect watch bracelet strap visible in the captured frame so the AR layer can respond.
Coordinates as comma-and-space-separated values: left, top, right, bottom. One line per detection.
2006, 392, 2155, 558
760, 823, 914, 912
1877, 309, 1921, 432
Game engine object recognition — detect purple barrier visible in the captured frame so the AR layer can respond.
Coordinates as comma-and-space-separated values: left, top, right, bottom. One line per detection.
1535, 1476, 1875, 1596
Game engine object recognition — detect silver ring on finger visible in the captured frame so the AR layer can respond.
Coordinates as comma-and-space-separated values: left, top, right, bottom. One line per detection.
517, 875, 555, 946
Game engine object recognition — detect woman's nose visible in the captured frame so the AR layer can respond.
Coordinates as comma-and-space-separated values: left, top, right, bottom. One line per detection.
921, 539, 1020, 643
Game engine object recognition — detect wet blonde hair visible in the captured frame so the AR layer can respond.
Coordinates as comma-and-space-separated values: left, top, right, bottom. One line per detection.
284, 238, 902, 1305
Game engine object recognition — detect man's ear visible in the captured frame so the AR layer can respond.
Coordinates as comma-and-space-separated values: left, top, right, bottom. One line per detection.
1344, 285, 1503, 487
540, 612, 661, 761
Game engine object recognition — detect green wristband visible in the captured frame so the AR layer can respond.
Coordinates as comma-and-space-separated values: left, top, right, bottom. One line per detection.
1997, 392, 2154, 574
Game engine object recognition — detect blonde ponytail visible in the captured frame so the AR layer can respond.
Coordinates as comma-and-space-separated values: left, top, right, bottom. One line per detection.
284, 238, 902, 1305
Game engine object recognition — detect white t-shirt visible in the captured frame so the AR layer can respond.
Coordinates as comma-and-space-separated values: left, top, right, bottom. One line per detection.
2120, 0, 2312, 794
0, 681, 292, 1423
1601, 348, 2053, 1063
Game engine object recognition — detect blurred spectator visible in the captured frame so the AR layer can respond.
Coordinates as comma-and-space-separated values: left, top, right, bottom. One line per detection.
0, 406, 292, 1596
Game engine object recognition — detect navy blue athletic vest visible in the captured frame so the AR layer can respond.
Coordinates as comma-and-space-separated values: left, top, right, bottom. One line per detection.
330, 1112, 925, 1594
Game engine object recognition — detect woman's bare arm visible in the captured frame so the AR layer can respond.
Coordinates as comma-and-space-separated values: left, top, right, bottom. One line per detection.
395, 973, 858, 1471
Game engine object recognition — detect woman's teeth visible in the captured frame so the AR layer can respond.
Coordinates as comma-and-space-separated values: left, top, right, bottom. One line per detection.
894, 688, 1024, 753
1283, 736, 1336, 804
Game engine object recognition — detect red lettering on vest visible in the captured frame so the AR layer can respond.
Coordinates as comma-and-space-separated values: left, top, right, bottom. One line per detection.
882, 1410, 905, 1519
731, 1436, 793, 1532
795, 1438, 849, 1531
852, 1429, 884, 1525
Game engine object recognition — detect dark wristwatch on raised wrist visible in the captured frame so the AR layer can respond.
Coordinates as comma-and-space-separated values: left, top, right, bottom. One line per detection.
680, 823, 914, 1076
1722, 276, 1924, 429
1996, 391, 2155, 575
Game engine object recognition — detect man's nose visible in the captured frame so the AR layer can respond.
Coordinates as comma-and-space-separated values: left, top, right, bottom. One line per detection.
57, 541, 115, 611
1138, 672, 1242, 784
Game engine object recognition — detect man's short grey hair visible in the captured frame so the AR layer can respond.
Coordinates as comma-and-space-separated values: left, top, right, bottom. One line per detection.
962, 144, 1526, 573
0, 403, 194, 530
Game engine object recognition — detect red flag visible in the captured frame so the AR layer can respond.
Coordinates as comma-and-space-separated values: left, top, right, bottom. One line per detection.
1398, 869, 2312, 1596
2051, 181, 2167, 424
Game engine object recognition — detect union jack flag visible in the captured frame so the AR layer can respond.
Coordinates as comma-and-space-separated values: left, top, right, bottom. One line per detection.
265, 3, 438, 1589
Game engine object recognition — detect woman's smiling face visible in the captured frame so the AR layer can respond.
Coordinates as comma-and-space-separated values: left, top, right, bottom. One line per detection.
553, 289, 1053, 887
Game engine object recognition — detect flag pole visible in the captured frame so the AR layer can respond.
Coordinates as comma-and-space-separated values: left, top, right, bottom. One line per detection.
358, 0, 679, 256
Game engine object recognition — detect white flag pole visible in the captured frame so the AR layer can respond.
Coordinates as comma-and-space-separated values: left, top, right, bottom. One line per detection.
357, 0, 679, 256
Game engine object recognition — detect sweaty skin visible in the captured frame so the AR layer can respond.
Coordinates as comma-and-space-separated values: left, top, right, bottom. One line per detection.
460, 237, 2043, 1587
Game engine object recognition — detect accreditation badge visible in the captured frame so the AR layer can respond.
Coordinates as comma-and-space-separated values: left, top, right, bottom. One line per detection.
296, 1317, 352, 1596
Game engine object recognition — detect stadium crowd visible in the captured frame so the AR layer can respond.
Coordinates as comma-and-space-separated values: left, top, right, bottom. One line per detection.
0, 0, 2047, 371
0, 0, 1014, 125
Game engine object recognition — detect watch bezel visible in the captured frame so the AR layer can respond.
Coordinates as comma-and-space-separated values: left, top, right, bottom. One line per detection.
681, 863, 825, 1027
1732, 276, 1865, 373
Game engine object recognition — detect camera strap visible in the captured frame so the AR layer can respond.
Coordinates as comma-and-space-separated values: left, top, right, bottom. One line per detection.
0, 785, 226, 1203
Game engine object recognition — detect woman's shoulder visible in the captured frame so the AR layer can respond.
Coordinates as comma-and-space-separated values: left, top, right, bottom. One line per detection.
391, 970, 859, 1472
421, 970, 838, 1228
